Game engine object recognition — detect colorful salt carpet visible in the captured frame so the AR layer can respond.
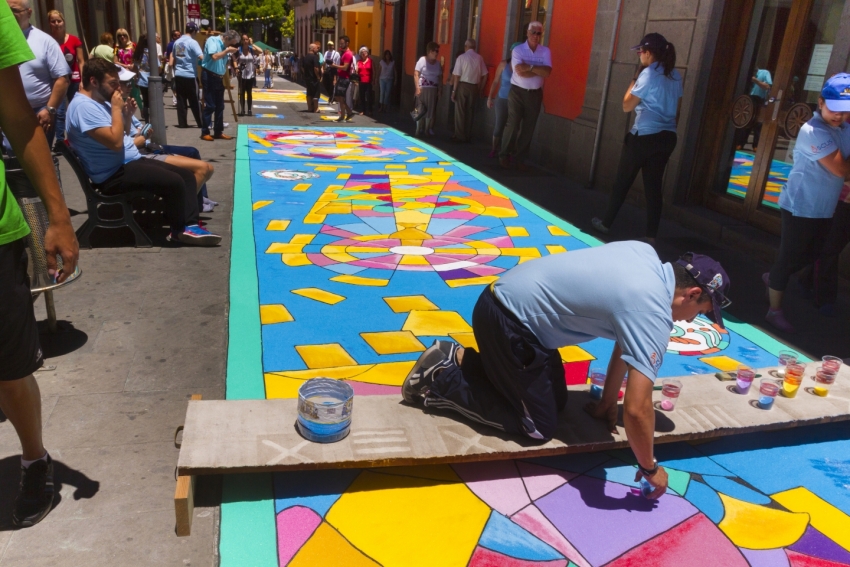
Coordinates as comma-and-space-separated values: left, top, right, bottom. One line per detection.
726, 150, 792, 210
221, 126, 849, 566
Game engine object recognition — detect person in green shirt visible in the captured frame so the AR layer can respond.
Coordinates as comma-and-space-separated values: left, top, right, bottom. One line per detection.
90, 31, 116, 61
0, 0, 78, 527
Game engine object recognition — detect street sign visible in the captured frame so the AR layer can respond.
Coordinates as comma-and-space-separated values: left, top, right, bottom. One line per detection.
187, 3, 201, 18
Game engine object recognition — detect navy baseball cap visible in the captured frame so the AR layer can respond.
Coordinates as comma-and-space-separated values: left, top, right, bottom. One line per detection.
821, 73, 850, 112
186, 22, 199, 32
675, 253, 731, 328
631, 32, 668, 52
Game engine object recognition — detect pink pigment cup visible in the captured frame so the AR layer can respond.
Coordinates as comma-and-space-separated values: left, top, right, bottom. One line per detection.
660, 379, 682, 411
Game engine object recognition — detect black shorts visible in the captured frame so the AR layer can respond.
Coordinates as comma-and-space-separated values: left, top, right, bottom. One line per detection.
0, 238, 43, 381
305, 80, 320, 100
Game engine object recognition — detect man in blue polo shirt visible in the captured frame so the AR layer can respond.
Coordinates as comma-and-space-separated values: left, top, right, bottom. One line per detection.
403, 241, 731, 499
170, 22, 203, 129
200, 30, 238, 141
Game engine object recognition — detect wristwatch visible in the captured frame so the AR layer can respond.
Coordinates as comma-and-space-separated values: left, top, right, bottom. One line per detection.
638, 458, 658, 477
46, 106, 57, 116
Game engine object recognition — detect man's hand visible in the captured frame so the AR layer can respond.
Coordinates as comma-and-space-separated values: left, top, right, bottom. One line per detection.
43, 218, 78, 283
36, 109, 54, 135
635, 466, 668, 499
123, 97, 138, 117
451, 91, 456, 102
583, 400, 618, 434
487, 97, 494, 109
111, 88, 126, 112
225, 46, 237, 55
415, 87, 421, 97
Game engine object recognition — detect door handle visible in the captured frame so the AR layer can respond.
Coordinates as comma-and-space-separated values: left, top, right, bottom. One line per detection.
771, 89, 784, 121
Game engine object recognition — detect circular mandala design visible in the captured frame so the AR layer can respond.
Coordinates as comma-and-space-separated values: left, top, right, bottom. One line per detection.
667, 315, 730, 356
259, 169, 320, 181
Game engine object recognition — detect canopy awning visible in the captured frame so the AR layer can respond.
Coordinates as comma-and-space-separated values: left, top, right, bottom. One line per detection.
253, 41, 279, 53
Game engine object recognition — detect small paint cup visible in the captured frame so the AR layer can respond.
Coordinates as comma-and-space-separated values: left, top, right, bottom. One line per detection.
736, 365, 756, 395
777, 350, 798, 376
822, 356, 842, 375
758, 378, 780, 409
589, 370, 606, 400
813, 367, 837, 397
618, 374, 628, 400
782, 363, 805, 398
660, 379, 682, 411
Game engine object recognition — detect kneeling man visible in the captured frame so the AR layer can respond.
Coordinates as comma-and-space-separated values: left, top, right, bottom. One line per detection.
403, 241, 730, 498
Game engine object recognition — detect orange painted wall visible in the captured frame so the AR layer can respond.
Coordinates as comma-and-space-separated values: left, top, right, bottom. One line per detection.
404, 0, 420, 75
383, 4, 394, 55
478, 0, 508, 93
544, 0, 598, 120
436, 0, 456, 82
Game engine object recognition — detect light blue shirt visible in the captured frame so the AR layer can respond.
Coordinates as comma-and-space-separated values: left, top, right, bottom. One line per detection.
493, 241, 675, 382
750, 68, 772, 99
66, 94, 124, 183
779, 112, 850, 218
172, 35, 202, 78
136, 48, 150, 88
202, 35, 227, 75
630, 62, 682, 136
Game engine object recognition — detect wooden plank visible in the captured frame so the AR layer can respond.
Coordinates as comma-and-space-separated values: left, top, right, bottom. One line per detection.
177, 367, 850, 476
175, 394, 202, 537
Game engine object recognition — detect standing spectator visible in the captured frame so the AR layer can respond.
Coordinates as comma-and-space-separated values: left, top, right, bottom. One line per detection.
200, 30, 238, 142
0, 0, 79, 528
734, 63, 772, 152
170, 22, 203, 129
323, 41, 338, 103
67, 58, 220, 245
357, 46, 373, 116
263, 49, 273, 88
591, 33, 681, 242
47, 9, 84, 149
131, 34, 151, 122
164, 29, 180, 105
333, 36, 354, 122
91, 32, 114, 61
378, 50, 394, 112
291, 52, 299, 84
413, 42, 442, 137
233, 34, 260, 116
302, 43, 322, 113
5, 0, 69, 150
113, 28, 134, 70
451, 39, 488, 143
762, 74, 850, 332
499, 21, 551, 170
486, 43, 521, 158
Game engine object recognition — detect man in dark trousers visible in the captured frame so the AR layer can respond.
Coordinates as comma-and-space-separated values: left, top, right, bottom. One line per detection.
302, 42, 322, 113
403, 242, 731, 500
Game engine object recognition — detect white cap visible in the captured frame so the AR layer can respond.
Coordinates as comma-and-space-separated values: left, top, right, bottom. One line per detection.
116, 65, 136, 82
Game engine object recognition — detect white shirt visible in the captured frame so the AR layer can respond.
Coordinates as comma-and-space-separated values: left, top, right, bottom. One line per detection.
415, 56, 441, 88
452, 49, 487, 85
20, 26, 69, 108
510, 41, 551, 90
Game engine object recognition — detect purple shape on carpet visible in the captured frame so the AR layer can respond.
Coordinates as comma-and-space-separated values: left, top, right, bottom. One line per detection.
344, 381, 401, 396
536, 475, 697, 567
740, 547, 791, 567
439, 268, 478, 280
789, 526, 850, 564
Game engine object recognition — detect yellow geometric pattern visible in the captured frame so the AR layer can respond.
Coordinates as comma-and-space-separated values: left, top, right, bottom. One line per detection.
259, 304, 293, 325
361, 331, 426, 355
506, 226, 529, 237
402, 310, 473, 337
558, 345, 595, 363
384, 295, 439, 313
546, 245, 567, 254
289, 522, 380, 567
264, 361, 416, 397
699, 355, 744, 371
448, 332, 478, 350
773, 487, 850, 551
295, 344, 358, 369
266, 220, 290, 231
716, 493, 809, 549
292, 288, 346, 305
548, 225, 570, 236
326, 469, 489, 567
253, 200, 273, 210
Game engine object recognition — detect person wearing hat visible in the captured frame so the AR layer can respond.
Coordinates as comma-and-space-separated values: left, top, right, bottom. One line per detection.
402, 241, 731, 499
763, 73, 850, 332
323, 40, 338, 102
170, 22, 203, 129
592, 33, 682, 242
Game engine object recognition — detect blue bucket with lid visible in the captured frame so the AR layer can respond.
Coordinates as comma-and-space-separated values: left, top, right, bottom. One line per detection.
296, 378, 354, 443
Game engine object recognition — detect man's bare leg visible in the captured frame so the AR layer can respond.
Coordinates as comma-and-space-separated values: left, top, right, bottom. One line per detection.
163, 155, 214, 193
0, 375, 45, 460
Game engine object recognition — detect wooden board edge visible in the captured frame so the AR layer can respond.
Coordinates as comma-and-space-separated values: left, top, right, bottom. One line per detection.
175, 394, 202, 536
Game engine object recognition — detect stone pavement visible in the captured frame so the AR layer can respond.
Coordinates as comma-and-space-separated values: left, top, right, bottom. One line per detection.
1, 75, 846, 566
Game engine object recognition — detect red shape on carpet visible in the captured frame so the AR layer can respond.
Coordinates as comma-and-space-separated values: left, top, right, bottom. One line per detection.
468, 546, 567, 567
563, 361, 591, 386
786, 550, 850, 567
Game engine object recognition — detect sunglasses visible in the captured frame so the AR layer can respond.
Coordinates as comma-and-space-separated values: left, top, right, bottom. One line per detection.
118, 34, 128, 38
529, 30, 542, 36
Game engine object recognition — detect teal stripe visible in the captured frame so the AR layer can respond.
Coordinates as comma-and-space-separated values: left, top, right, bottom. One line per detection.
221, 125, 276, 567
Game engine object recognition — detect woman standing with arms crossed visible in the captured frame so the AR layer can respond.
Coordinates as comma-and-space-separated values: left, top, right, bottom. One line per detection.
357, 47, 373, 116
47, 9, 84, 149
486, 43, 521, 158
413, 42, 442, 138
592, 33, 681, 243
763, 74, 850, 332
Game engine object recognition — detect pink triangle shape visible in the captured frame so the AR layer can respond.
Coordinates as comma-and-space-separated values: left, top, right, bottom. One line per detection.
516, 461, 578, 501
512, 504, 592, 567
451, 461, 530, 516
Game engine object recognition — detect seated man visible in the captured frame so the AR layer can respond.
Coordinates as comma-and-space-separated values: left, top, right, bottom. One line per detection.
116, 67, 216, 211
402, 241, 731, 499
66, 58, 220, 246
